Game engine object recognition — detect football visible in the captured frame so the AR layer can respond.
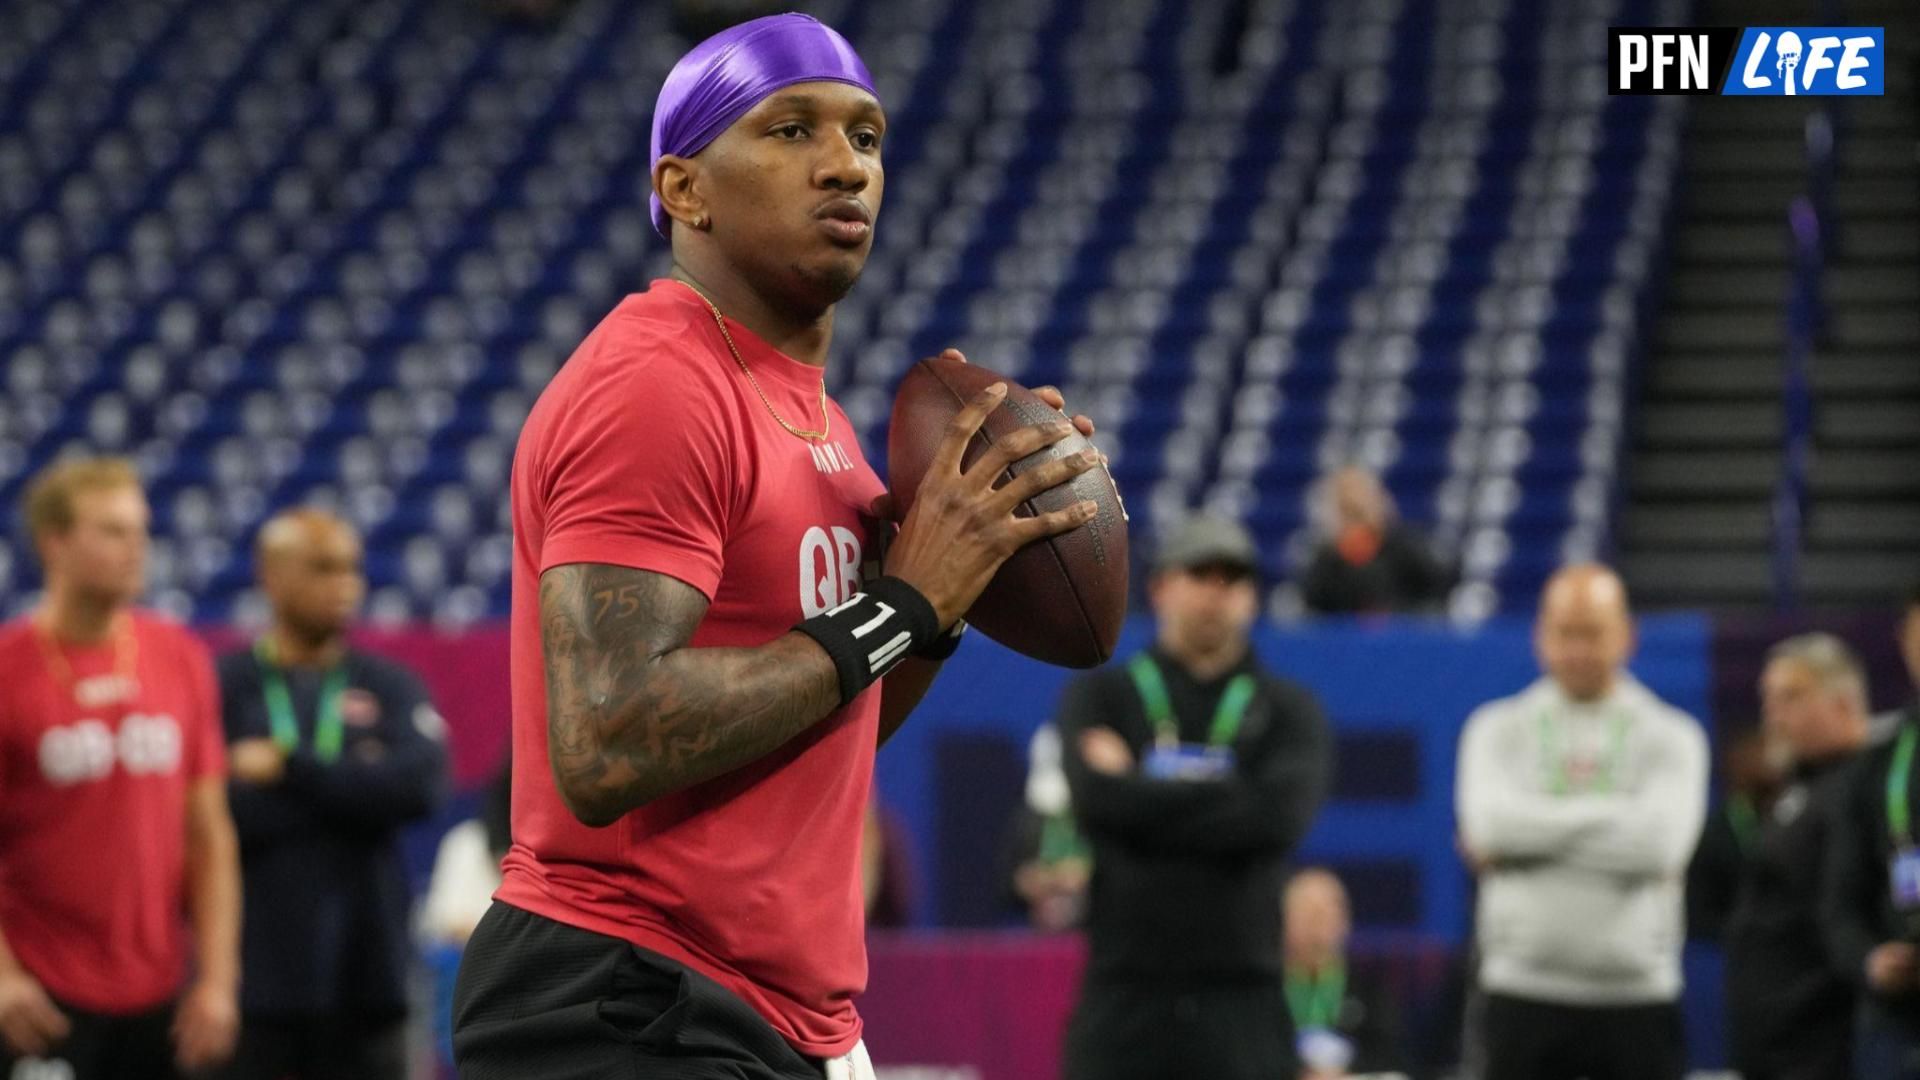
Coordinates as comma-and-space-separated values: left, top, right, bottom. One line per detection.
888, 355, 1129, 668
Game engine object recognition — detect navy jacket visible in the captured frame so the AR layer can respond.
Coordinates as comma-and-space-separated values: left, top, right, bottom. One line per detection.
219, 647, 448, 1018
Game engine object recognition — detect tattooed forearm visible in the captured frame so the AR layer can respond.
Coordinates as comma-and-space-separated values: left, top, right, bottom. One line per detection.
540, 564, 842, 826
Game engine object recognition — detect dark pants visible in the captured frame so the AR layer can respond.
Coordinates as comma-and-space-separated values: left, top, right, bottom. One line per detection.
0, 999, 180, 1080
1062, 976, 1296, 1080
1481, 992, 1684, 1080
1856, 1007, 1920, 1080
223, 1014, 407, 1080
1731, 1003, 1851, 1080
453, 901, 825, 1080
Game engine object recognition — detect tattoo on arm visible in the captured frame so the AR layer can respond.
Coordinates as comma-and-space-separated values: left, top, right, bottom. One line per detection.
540, 564, 841, 825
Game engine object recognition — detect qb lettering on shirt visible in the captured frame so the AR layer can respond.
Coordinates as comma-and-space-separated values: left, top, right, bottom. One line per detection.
799, 525, 864, 618
37, 714, 182, 786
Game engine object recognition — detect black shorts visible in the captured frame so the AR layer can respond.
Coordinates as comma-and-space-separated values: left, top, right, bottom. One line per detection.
452, 901, 827, 1080
0, 997, 180, 1080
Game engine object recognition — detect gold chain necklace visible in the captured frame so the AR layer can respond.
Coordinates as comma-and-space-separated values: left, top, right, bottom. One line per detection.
678, 280, 830, 442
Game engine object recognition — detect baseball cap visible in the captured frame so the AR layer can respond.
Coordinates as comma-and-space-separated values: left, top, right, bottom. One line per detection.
1152, 516, 1260, 576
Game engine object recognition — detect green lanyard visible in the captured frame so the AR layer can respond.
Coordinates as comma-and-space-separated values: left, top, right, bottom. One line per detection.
255, 640, 347, 763
1285, 963, 1346, 1030
1126, 654, 1256, 750
1038, 812, 1090, 865
1889, 725, 1917, 849
1726, 793, 1760, 856
1537, 705, 1631, 795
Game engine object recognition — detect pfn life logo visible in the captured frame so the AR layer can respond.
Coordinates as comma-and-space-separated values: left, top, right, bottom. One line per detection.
1609, 27, 1884, 95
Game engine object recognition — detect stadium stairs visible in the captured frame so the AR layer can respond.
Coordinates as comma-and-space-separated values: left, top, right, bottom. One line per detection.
1621, 0, 1920, 608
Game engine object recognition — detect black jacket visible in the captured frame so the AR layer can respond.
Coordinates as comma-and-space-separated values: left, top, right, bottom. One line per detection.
1688, 795, 1757, 942
1824, 705, 1920, 1032
1289, 963, 1410, 1077
1726, 753, 1860, 1076
219, 647, 449, 1018
1057, 644, 1331, 981
1301, 524, 1449, 615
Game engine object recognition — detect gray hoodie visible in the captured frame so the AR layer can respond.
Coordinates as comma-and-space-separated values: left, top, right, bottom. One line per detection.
1456, 675, 1710, 1006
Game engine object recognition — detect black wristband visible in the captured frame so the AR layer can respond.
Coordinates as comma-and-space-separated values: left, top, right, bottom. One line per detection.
917, 619, 967, 662
793, 577, 940, 704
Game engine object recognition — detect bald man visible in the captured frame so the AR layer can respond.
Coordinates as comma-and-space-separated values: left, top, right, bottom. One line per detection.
1283, 869, 1408, 1078
1455, 564, 1708, 1080
217, 510, 448, 1080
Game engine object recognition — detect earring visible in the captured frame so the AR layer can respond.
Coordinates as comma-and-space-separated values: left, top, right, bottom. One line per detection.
695, 214, 709, 229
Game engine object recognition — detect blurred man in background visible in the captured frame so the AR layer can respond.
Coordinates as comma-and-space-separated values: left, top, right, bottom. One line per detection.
1726, 634, 1872, 1080
1456, 564, 1708, 1080
1003, 724, 1091, 931
0, 457, 240, 1079
860, 798, 913, 929
1301, 466, 1449, 616
421, 758, 512, 949
1058, 516, 1331, 1080
1284, 867, 1409, 1080
1822, 585, 1920, 1078
218, 509, 447, 1080
1687, 726, 1780, 943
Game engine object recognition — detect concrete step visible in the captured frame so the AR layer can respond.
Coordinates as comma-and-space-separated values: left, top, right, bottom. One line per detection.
1817, 401, 1920, 448
1657, 308, 1784, 351
1689, 135, 1807, 176
1622, 551, 1772, 607
1638, 401, 1782, 448
1646, 355, 1787, 400
1826, 264, 1920, 304
1807, 450, 1920, 497
1673, 222, 1791, 262
1828, 304, 1920, 349
1836, 178, 1920, 215
1799, 551, 1920, 605
1841, 100, 1920, 137
1681, 176, 1800, 218
1843, 0, 1920, 20
1809, 354, 1920, 395
1837, 159, 1919, 185
1841, 140, 1920, 172
1630, 452, 1779, 498
1621, 553, 1920, 609
1807, 503, 1920, 549
1670, 266, 1790, 306
1688, 99, 1832, 137
1838, 221, 1920, 260
1620, 502, 1774, 549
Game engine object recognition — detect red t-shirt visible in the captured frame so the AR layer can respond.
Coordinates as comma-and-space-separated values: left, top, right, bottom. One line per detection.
498, 279, 888, 1057
0, 611, 225, 1013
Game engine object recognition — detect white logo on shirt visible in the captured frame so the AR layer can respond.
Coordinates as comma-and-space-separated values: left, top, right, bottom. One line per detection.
799, 525, 865, 618
37, 714, 181, 786
11, 1058, 76, 1080
73, 674, 138, 709
809, 442, 856, 475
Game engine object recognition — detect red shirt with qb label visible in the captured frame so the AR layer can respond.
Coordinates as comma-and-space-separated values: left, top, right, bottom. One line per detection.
499, 280, 887, 1057
0, 612, 225, 1013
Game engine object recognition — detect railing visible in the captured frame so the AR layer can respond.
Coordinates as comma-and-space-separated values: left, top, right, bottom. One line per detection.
1771, 107, 1834, 609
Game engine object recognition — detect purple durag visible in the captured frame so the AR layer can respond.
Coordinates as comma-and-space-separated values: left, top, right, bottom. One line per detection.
649, 13, 879, 237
